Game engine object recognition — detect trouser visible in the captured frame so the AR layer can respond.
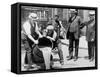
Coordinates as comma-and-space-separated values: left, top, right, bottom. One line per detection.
69, 32, 79, 58
52, 40, 57, 49
53, 38, 63, 62
23, 37, 34, 65
52, 39, 63, 62
57, 42, 64, 62
88, 41, 95, 59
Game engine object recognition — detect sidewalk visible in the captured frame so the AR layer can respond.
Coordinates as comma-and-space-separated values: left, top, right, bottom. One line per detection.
21, 36, 95, 70
52, 36, 95, 68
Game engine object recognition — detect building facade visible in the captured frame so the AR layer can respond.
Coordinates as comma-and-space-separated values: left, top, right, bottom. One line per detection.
21, 6, 90, 30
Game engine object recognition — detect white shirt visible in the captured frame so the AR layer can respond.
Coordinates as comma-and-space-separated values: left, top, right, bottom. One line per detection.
22, 21, 31, 35
53, 31, 57, 40
22, 20, 39, 35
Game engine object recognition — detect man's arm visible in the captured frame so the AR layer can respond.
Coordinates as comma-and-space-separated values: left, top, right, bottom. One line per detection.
35, 22, 43, 38
47, 36, 55, 41
53, 31, 57, 41
91, 23, 95, 41
59, 21, 66, 34
79, 17, 86, 29
23, 22, 38, 44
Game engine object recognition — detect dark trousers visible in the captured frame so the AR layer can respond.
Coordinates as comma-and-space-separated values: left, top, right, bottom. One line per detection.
69, 32, 79, 58
88, 41, 95, 59
23, 37, 34, 65
53, 38, 63, 62
58, 43, 63, 62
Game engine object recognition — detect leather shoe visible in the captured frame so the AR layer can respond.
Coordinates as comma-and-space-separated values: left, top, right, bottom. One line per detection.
74, 57, 78, 61
67, 56, 73, 60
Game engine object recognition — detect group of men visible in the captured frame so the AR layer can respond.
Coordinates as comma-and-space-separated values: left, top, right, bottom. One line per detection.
21, 9, 95, 70
67, 9, 95, 62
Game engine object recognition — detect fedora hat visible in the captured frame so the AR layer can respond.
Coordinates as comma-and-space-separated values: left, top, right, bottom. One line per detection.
46, 25, 54, 30
70, 9, 77, 13
28, 13, 38, 20
89, 11, 95, 15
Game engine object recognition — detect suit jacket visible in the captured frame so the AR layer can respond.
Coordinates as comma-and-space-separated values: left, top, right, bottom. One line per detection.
86, 20, 95, 42
67, 16, 82, 39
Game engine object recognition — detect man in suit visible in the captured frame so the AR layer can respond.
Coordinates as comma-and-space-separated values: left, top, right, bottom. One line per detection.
67, 9, 82, 61
86, 11, 95, 62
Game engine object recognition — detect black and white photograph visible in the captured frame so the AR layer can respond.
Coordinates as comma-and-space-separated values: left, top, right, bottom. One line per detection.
21, 5, 97, 71
11, 3, 97, 74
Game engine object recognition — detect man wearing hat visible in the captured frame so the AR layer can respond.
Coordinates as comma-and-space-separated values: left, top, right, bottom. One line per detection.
46, 25, 57, 45
22, 13, 42, 69
46, 25, 64, 65
52, 15, 66, 64
52, 15, 66, 38
85, 11, 95, 62
67, 9, 82, 61
46, 25, 59, 53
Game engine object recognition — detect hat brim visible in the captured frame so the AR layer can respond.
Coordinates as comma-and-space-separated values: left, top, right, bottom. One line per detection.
71, 11, 77, 13
89, 14, 95, 16
32, 17, 38, 20
46, 25, 54, 30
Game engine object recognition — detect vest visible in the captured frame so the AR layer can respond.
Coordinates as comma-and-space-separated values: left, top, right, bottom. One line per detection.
30, 21, 39, 40
47, 30, 54, 38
